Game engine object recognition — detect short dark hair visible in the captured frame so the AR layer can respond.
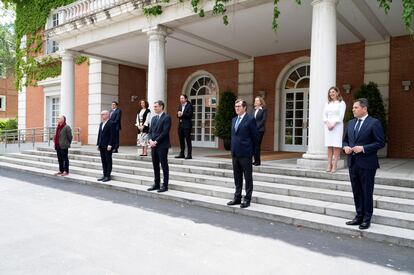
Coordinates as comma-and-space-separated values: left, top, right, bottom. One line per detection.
140, 100, 149, 109
235, 98, 247, 108
112, 101, 119, 106
180, 94, 188, 100
154, 100, 165, 110
355, 98, 369, 109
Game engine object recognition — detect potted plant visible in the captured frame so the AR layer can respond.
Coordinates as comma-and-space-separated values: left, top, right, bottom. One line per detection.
214, 90, 237, 150
344, 82, 388, 140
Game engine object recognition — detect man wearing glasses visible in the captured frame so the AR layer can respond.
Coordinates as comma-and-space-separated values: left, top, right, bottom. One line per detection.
227, 99, 258, 208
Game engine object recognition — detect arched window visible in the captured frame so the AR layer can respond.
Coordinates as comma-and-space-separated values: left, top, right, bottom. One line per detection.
188, 75, 218, 147
284, 64, 310, 89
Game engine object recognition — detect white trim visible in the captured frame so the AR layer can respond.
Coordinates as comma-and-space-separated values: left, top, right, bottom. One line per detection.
274, 56, 310, 151
0, 95, 6, 111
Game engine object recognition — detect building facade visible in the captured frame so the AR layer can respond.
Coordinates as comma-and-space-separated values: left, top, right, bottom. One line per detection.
0, 76, 17, 121
19, 0, 414, 162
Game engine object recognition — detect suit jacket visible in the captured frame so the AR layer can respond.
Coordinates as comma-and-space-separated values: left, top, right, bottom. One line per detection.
57, 125, 73, 149
177, 102, 193, 129
231, 113, 258, 157
97, 120, 115, 148
252, 108, 267, 132
109, 108, 122, 131
343, 116, 385, 169
149, 113, 172, 149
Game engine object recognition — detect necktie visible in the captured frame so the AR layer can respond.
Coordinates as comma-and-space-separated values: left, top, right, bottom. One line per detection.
354, 119, 362, 137
153, 115, 159, 128
235, 116, 241, 130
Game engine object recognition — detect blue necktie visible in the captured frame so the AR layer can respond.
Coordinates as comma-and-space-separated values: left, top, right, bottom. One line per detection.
235, 116, 241, 131
354, 119, 362, 137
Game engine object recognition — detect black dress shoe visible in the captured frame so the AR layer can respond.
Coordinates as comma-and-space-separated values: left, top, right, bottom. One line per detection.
157, 186, 168, 193
175, 155, 185, 159
113, 149, 118, 153
253, 162, 261, 166
102, 177, 111, 182
227, 199, 241, 206
346, 218, 363, 226
359, 222, 371, 230
97, 177, 105, 181
240, 201, 251, 208
185, 155, 192, 159
147, 185, 160, 191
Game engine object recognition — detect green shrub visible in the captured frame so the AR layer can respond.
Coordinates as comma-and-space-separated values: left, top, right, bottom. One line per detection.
345, 82, 387, 139
214, 90, 236, 140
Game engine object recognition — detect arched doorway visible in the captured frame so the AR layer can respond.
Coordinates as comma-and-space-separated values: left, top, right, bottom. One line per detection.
280, 63, 310, 152
187, 75, 218, 148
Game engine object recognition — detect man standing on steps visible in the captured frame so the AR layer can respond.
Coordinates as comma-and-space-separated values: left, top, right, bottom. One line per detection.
227, 99, 258, 209
109, 101, 122, 153
175, 94, 193, 159
343, 98, 385, 230
97, 110, 115, 182
147, 100, 172, 193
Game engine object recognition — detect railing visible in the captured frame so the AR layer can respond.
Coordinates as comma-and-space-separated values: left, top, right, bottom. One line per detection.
48, 0, 145, 28
0, 127, 81, 149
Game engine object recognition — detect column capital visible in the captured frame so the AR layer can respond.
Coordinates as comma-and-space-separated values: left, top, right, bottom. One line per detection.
311, 0, 338, 6
143, 25, 168, 42
59, 50, 76, 60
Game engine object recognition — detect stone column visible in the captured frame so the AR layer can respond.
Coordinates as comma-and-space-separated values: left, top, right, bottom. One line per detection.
60, 50, 75, 127
297, 0, 339, 169
144, 25, 167, 110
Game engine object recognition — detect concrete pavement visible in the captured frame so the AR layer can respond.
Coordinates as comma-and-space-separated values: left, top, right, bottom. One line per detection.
0, 169, 413, 275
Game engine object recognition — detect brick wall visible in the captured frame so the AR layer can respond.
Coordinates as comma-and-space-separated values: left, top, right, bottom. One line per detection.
75, 62, 89, 144
254, 42, 364, 151
118, 65, 147, 146
167, 60, 239, 148
389, 35, 414, 158
26, 85, 44, 143
0, 77, 18, 120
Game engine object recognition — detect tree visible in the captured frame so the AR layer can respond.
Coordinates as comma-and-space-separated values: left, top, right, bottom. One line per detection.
0, 3, 15, 77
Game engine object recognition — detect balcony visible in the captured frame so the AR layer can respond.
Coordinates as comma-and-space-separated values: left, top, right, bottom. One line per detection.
46, 0, 154, 30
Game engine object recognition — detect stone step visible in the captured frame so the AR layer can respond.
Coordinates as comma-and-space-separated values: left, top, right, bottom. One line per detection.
8, 152, 414, 212
1, 155, 414, 230
0, 160, 413, 248
19, 150, 414, 201
35, 147, 414, 188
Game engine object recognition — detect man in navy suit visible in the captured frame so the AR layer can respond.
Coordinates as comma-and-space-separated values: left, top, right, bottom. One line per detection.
175, 94, 193, 159
147, 100, 172, 193
343, 98, 385, 230
227, 99, 258, 208
109, 101, 122, 153
97, 110, 115, 182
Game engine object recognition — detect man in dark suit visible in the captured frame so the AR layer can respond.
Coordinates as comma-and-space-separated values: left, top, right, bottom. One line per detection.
109, 101, 122, 153
97, 110, 115, 182
343, 98, 385, 230
147, 100, 172, 193
252, 96, 267, 166
227, 99, 258, 208
175, 94, 193, 159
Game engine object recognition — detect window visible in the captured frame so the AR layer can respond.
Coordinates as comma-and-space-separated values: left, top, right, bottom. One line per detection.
50, 97, 60, 128
0, 96, 6, 111
284, 65, 310, 89
46, 39, 59, 54
52, 13, 59, 27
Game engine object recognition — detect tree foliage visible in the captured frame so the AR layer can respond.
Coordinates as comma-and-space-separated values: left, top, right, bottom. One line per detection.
0, 4, 15, 76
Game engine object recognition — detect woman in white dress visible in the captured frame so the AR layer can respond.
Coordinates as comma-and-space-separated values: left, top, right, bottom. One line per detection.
323, 86, 346, 173
136, 100, 151, 156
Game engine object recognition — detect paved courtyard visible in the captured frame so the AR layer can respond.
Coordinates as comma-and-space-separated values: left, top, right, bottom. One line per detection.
0, 168, 413, 275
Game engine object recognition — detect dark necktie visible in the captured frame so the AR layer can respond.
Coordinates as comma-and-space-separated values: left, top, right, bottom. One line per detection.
354, 119, 362, 137
153, 115, 159, 128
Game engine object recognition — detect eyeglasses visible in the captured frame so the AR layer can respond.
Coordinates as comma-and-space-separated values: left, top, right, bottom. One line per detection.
234, 105, 243, 108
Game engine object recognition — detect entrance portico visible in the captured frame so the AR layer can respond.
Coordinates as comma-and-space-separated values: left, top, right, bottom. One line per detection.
43, 0, 413, 163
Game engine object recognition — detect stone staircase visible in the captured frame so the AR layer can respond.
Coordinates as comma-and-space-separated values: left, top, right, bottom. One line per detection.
0, 147, 413, 248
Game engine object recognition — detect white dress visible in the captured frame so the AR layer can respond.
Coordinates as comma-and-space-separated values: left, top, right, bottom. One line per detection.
323, 100, 346, 147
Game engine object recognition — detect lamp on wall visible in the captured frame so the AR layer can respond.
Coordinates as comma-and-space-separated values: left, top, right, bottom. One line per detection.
131, 95, 139, 102
402, 80, 411, 91
342, 84, 352, 94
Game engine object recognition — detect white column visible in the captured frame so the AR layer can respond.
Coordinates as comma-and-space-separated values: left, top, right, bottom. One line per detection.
298, 0, 338, 169
60, 50, 75, 127
144, 25, 167, 110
